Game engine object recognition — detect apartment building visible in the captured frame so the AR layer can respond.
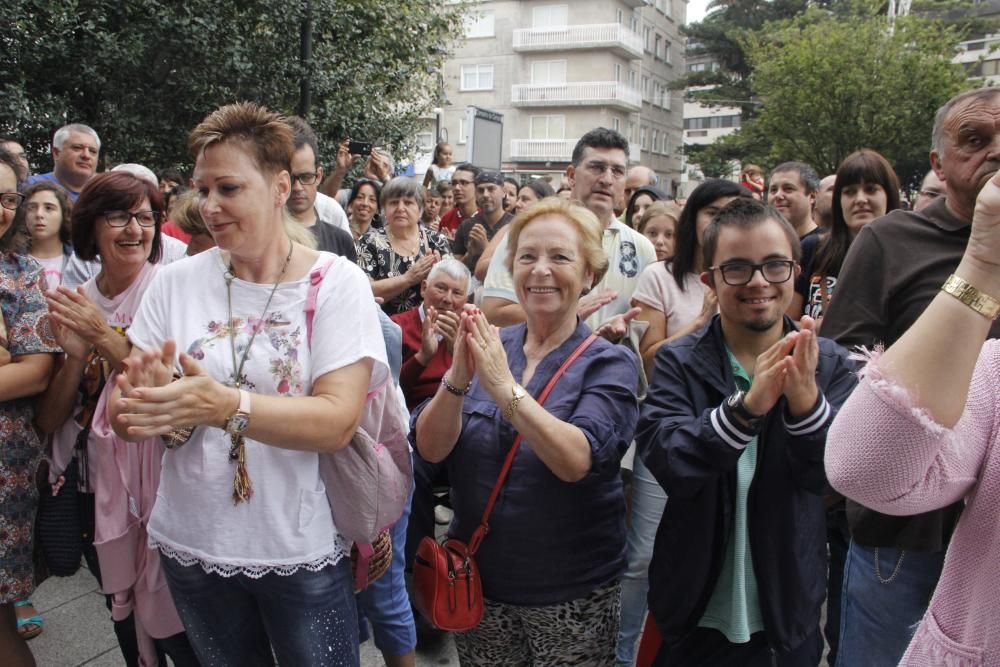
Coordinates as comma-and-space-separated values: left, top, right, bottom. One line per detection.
679, 48, 742, 189
431, 0, 686, 193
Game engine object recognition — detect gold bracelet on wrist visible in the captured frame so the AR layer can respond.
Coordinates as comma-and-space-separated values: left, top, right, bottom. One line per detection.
503, 384, 527, 421
941, 274, 1000, 320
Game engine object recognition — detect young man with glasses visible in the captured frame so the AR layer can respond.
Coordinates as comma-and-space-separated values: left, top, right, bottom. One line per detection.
637, 197, 856, 666
285, 116, 356, 260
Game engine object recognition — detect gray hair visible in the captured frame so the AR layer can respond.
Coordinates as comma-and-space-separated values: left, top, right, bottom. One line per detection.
53, 123, 101, 151
427, 257, 472, 295
770, 161, 820, 194
111, 163, 158, 187
932, 87, 1000, 156
380, 176, 425, 212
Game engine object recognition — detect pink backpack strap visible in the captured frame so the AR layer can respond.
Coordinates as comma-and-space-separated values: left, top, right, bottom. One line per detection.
305, 257, 336, 346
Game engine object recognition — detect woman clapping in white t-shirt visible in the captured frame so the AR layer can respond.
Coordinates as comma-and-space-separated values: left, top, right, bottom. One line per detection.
109, 103, 389, 667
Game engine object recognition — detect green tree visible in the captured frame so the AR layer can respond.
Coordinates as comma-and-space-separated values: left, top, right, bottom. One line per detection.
740, 10, 970, 187
676, 0, 809, 118
1, 0, 466, 173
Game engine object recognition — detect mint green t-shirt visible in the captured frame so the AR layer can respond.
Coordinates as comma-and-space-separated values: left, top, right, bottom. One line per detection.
697, 348, 764, 643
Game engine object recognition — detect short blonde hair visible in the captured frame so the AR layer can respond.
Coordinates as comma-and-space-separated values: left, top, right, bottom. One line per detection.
637, 200, 682, 234
188, 102, 293, 175
170, 190, 208, 237
187, 102, 315, 250
504, 197, 608, 288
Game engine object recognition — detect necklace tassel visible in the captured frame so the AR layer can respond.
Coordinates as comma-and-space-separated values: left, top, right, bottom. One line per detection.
231, 440, 253, 505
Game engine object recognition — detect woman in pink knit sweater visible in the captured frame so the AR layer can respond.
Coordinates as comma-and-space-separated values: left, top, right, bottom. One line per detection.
826, 169, 1000, 666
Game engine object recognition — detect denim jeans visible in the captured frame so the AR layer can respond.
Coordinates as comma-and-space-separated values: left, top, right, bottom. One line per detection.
357, 482, 417, 656
617, 456, 668, 667
161, 552, 360, 667
836, 540, 945, 667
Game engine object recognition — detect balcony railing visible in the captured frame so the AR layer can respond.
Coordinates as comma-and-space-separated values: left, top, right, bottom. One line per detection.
510, 139, 646, 163
512, 23, 643, 59
511, 81, 642, 111
510, 139, 575, 162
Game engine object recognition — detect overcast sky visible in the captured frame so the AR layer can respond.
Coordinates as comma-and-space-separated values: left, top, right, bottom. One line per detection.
686, 0, 712, 24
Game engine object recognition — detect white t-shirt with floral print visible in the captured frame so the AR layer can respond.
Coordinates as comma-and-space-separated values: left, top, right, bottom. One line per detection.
128, 248, 389, 577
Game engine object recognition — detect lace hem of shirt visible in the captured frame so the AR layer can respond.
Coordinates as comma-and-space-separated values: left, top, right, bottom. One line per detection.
151, 535, 350, 578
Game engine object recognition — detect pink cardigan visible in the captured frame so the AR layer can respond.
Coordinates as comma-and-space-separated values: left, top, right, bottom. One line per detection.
826, 343, 1000, 667
91, 375, 184, 666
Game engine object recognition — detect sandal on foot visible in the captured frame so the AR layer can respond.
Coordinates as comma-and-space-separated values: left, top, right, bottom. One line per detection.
14, 600, 43, 640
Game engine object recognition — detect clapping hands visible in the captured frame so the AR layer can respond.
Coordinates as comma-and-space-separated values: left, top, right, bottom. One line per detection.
743, 316, 819, 418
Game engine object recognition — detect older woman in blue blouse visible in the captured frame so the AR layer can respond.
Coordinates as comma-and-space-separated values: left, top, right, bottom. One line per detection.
413, 197, 640, 666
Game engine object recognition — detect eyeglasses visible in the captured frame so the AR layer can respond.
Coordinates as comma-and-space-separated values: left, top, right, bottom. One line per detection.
292, 171, 319, 185
103, 210, 161, 228
451, 178, 474, 187
710, 259, 796, 286
582, 161, 627, 179
0, 192, 25, 211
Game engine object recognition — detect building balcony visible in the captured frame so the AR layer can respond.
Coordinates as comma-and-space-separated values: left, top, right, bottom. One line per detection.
510, 139, 576, 162
619, 0, 652, 8
511, 81, 642, 111
509, 139, 646, 163
512, 23, 643, 59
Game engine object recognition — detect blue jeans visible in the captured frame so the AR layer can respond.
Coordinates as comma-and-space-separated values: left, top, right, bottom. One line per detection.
836, 540, 945, 667
617, 455, 668, 667
357, 483, 417, 656
161, 552, 360, 667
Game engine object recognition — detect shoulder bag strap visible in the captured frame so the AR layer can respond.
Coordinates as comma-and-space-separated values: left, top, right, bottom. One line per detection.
468, 332, 599, 554
305, 258, 337, 347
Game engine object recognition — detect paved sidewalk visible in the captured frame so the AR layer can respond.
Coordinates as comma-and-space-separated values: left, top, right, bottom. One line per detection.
25, 568, 457, 666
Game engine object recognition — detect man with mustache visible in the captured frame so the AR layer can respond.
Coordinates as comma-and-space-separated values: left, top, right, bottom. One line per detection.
27, 123, 100, 202
822, 87, 1000, 667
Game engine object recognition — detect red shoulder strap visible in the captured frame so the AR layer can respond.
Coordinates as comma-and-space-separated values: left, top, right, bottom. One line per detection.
467, 333, 599, 554
305, 258, 336, 347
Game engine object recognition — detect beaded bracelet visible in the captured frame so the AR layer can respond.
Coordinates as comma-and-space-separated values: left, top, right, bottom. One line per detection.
441, 373, 471, 396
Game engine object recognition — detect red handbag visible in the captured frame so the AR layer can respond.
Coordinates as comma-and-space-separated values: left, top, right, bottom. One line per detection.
412, 334, 598, 632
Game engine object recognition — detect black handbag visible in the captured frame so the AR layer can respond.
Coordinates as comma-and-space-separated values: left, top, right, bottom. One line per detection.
35, 455, 82, 576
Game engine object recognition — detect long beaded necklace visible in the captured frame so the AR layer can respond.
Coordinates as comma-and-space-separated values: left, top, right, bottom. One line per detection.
223, 242, 294, 504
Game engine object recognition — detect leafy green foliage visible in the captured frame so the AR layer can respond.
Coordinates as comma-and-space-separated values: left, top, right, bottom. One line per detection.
1, 0, 466, 173
675, 0, 809, 117
740, 10, 970, 187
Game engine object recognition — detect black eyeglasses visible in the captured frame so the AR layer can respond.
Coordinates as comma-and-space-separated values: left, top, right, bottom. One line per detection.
292, 171, 320, 185
0, 192, 25, 211
710, 260, 796, 286
451, 178, 474, 187
103, 210, 162, 228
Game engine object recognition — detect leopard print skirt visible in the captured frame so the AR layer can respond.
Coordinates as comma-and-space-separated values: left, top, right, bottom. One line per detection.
454, 581, 621, 666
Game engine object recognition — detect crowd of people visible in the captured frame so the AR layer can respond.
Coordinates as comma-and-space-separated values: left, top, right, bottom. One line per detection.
0, 85, 998, 667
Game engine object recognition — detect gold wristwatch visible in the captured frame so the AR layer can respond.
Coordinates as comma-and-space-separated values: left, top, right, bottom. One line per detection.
941, 274, 1000, 320
503, 383, 527, 421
